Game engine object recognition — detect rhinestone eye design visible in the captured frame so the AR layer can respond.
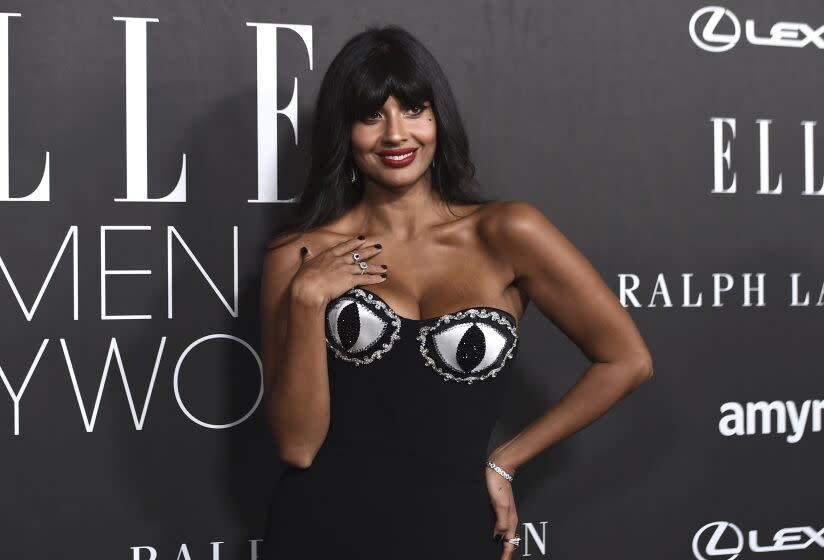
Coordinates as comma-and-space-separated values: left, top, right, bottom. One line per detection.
325, 289, 401, 366
416, 309, 518, 384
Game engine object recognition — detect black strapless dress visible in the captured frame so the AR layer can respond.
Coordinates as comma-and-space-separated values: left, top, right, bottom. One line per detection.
262, 287, 520, 559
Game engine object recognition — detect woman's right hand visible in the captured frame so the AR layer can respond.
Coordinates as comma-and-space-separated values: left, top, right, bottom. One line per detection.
289, 235, 388, 308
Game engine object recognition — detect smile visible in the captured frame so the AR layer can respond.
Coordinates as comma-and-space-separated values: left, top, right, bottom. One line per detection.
378, 148, 418, 168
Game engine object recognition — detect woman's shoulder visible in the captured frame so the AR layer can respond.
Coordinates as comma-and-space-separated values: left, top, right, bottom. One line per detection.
441, 199, 543, 227
477, 199, 551, 236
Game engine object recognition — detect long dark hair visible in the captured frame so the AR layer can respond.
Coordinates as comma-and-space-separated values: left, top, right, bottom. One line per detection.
267, 25, 491, 245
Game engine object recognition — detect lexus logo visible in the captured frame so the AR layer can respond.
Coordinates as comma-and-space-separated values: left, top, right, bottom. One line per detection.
689, 6, 824, 52
693, 521, 744, 560
689, 7, 740, 52
693, 520, 824, 558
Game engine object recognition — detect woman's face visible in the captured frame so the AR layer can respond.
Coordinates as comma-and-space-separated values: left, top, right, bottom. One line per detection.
350, 95, 437, 189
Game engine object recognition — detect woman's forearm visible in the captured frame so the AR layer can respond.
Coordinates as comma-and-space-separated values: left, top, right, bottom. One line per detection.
489, 358, 652, 475
265, 289, 331, 468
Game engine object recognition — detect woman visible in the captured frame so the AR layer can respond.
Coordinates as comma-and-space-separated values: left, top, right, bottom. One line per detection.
259, 25, 653, 560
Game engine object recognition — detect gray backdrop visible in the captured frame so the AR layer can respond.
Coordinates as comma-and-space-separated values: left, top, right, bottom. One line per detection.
2, 1, 822, 558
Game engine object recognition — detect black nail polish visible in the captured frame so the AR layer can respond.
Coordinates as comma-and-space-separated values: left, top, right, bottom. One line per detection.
381, 264, 387, 269
374, 243, 382, 249
380, 273, 387, 278
357, 235, 365, 240
299, 246, 307, 256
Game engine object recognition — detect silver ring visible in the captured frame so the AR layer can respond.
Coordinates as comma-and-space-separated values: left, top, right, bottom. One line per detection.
359, 261, 368, 270
351, 252, 361, 262
504, 534, 521, 547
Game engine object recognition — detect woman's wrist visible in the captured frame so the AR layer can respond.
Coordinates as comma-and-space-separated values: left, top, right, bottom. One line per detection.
487, 450, 519, 478
288, 279, 328, 311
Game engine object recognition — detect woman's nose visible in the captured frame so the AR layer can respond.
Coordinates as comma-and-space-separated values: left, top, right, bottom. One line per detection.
384, 113, 408, 141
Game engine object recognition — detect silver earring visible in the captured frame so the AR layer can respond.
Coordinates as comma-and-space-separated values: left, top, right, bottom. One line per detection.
349, 166, 357, 183
431, 158, 437, 169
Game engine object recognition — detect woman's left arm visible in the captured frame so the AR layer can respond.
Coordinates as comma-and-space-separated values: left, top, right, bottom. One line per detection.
487, 200, 654, 476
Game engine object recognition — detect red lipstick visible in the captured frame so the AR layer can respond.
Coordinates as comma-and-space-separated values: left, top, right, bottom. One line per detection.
377, 147, 418, 168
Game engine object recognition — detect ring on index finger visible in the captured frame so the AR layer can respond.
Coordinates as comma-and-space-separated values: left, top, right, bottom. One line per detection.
503, 533, 521, 548
350, 251, 361, 262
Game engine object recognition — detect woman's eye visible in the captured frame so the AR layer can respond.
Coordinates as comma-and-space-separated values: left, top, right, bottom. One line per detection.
360, 104, 427, 123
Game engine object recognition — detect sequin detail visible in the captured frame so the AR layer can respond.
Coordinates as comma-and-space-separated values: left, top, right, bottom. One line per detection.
326, 288, 519, 381
416, 309, 518, 384
325, 288, 402, 366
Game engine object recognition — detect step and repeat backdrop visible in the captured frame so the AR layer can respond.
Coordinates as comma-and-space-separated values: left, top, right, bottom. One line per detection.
1, 1, 821, 558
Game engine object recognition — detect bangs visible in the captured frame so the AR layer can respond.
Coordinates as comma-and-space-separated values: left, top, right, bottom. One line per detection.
346, 48, 433, 122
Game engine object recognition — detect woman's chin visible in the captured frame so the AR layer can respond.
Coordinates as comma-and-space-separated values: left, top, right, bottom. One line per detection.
370, 169, 425, 188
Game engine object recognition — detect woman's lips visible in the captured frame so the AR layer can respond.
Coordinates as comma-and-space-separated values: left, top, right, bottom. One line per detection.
378, 149, 417, 168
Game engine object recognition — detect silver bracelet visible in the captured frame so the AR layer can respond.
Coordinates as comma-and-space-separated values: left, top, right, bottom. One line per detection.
486, 460, 514, 482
